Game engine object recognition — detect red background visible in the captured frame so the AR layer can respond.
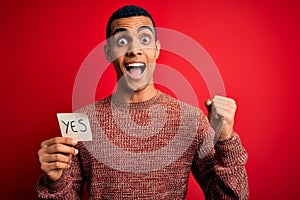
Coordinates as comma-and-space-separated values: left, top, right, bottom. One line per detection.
1, 0, 299, 199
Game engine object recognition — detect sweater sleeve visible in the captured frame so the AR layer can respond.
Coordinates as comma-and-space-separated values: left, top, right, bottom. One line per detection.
36, 147, 85, 200
191, 115, 249, 199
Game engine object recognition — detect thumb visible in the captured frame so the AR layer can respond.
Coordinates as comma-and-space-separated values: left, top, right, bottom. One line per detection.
205, 99, 212, 121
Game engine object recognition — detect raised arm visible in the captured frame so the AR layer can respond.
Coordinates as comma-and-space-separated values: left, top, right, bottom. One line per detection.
192, 96, 248, 199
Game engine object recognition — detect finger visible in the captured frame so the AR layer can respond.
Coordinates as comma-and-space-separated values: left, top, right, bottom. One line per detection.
213, 101, 229, 111
205, 99, 212, 111
41, 137, 78, 148
211, 105, 235, 125
213, 100, 236, 110
41, 161, 70, 173
40, 153, 72, 164
46, 143, 79, 155
213, 104, 236, 120
212, 107, 226, 119
205, 99, 212, 107
213, 96, 236, 105
213, 100, 236, 111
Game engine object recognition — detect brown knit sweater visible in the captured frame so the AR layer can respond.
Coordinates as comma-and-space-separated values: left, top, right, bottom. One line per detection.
37, 91, 248, 199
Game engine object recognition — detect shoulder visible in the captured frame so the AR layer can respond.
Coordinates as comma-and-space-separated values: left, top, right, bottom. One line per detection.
159, 91, 204, 116
159, 91, 209, 127
160, 91, 211, 140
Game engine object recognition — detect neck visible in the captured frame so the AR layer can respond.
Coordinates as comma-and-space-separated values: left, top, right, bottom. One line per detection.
113, 83, 157, 103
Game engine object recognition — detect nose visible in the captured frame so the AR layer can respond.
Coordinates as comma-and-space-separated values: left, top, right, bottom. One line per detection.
126, 39, 142, 57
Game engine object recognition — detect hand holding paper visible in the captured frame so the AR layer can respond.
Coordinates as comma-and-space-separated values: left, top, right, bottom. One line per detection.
38, 137, 78, 181
37, 113, 93, 181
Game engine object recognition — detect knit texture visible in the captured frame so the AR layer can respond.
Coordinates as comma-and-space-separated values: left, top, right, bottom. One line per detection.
37, 91, 248, 199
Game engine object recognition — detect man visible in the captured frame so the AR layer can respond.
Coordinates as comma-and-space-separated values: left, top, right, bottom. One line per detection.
37, 5, 248, 199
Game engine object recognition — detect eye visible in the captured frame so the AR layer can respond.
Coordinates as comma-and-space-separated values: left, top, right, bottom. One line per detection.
141, 36, 150, 44
117, 38, 128, 46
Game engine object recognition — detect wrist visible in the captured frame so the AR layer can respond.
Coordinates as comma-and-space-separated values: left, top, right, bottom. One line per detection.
218, 128, 233, 141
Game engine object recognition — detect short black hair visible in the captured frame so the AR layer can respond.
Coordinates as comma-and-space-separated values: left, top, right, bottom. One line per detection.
106, 5, 157, 40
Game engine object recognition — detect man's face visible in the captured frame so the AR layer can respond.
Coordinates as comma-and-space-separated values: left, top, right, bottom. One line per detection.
105, 16, 160, 92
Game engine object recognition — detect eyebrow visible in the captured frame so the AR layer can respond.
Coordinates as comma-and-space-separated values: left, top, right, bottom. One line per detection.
137, 26, 153, 34
112, 26, 153, 36
112, 27, 128, 36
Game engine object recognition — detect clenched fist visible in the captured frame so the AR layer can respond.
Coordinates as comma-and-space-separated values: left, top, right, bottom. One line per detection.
205, 96, 237, 141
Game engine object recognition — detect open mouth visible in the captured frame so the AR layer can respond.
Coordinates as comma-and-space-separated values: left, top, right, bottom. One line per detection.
125, 62, 146, 80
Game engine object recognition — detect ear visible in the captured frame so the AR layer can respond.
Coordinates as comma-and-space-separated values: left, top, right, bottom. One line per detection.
155, 40, 161, 59
104, 43, 112, 62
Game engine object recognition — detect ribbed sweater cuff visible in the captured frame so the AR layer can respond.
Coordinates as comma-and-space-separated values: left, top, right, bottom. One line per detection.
214, 132, 248, 167
42, 173, 68, 193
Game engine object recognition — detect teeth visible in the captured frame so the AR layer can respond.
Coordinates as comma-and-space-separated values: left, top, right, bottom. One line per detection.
127, 63, 145, 68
